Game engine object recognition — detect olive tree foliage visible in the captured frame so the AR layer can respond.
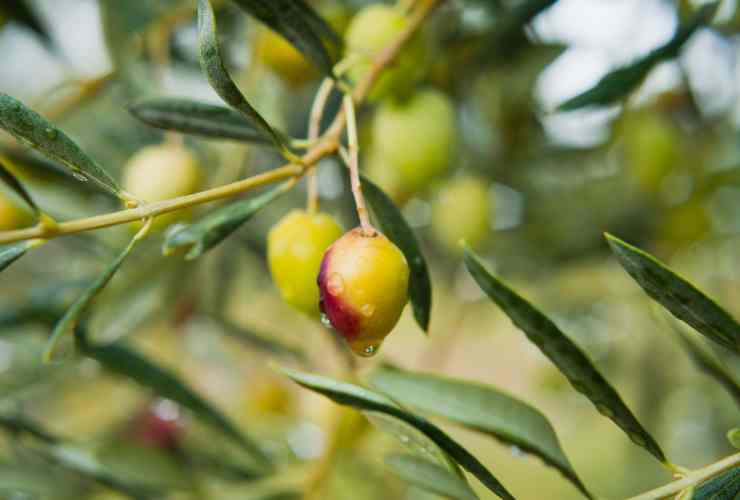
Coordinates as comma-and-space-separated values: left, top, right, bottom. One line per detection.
0, 0, 739, 499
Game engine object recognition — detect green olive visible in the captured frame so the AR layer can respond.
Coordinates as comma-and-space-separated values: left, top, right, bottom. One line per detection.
268, 209, 344, 317
621, 111, 681, 194
372, 89, 456, 193
344, 4, 426, 101
432, 176, 492, 252
122, 144, 203, 231
318, 227, 409, 357
0, 190, 34, 231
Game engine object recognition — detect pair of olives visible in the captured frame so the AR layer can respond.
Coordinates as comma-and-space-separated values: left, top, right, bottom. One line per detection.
268, 211, 409, 357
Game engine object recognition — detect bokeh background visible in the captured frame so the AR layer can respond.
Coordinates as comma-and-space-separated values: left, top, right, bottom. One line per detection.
1, 0, 740, 499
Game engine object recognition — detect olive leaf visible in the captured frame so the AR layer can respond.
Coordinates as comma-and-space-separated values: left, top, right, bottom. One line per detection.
43, 234, 142, 363
370, 366, 592, 499
694, 466, 740, 500
557, 2, 719, 111
163, 183, 289, 259
386, 453, 479, 500
464, 247, 668, 464
45, 445, 162, 499
73, 325, 272, 470
0, 93, 123, 198
128, 98, 274, 145
486, 0, 558, 58
230, 0, 339, 77
277, 366, 515, 500
606, 234, 740, 354
362, 176, 432, 333
672, 325, 740, 408
197, 0, 288, 151
0, 240, 39, 273
0, 158, 39, 216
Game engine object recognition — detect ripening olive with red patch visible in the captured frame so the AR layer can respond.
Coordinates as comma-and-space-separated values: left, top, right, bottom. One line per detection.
268, 210, 344, 317
318, 228, 409, 357
372, 89, 456, 194
344, 4, 427, 101
122, 144, 203, 231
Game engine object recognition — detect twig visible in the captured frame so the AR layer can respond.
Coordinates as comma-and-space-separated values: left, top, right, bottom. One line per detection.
306, 78, 335, 213
626, 453, 740, 500
0, 0, 442, 246
342, 95, 373, 235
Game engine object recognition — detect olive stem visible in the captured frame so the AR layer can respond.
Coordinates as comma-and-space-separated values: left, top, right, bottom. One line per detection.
306, 78, 335, 213
342, 94, 373, 235
0, 0, 442, 245
626, 452, 740, 500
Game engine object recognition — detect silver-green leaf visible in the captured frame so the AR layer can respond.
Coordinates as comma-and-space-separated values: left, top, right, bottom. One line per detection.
277, 366, 515, 500
230, 0, 339, 77
163, 183, 289, 259
128, 98, 274, 145
386, 453, 479, 500
464, 247, 668, 464
0, 158, 39, 216
362, 176, 431, 333
606, 233, 740, 354
197, 0, 287, 151
370, 366, 591, 498
0, 93, 123, 198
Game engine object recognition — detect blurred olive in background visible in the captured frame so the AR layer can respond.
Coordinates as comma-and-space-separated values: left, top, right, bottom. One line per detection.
370, 88, 456, 195
431, 175, 492, 253
344, 4, 428, 101
122, 143, 203, 231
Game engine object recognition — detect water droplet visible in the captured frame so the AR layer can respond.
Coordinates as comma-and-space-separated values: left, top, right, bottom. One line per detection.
72, 172, 88, 182
511, 446, 525, 458
363, 344, 377, 356
320, 313, 333, 328
400, 435, 410, 443
360, 303, 375, 318
44, 127, 57, 139
326, 273, 344, 296
629, 433, 647, 447
596, 403, 614, 418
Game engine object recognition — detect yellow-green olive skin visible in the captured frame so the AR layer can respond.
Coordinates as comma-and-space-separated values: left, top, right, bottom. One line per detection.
268, 209, 344, 317
372, 89, 456, 194
318, 228, 409, 357
344, 4, 426, 101
432, 176, 492, 252
0, 191, 34, 231
122, 144, 203, 230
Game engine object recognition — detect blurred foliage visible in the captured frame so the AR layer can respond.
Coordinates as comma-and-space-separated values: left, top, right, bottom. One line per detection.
0, 0, 740, 499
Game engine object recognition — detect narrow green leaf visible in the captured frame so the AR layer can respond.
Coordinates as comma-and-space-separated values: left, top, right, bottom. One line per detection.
673, 326, 740, 408
163, 183, 288, 259
230, 0, 338, 77
74, 326, 272, 470
370, 366, 591, 499
197, 0, 287, 150
0, 240, 38, 273
694, 466, 740, 500
44, 236, 140, 362
0, 93, 123, 197
386, 453, 479, 500
464, 248, 667, 464
557, 2, 719, 111
277, 366, 515, 500
0, 158, 39, 216
46, 445, 161, 499
362, 176, 432, 333
128, 98, 274, 145
606, 234, 740, 354
487, 0, 557, 57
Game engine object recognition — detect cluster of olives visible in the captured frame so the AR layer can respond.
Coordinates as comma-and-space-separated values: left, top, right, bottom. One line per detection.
268, 211, 408, 357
